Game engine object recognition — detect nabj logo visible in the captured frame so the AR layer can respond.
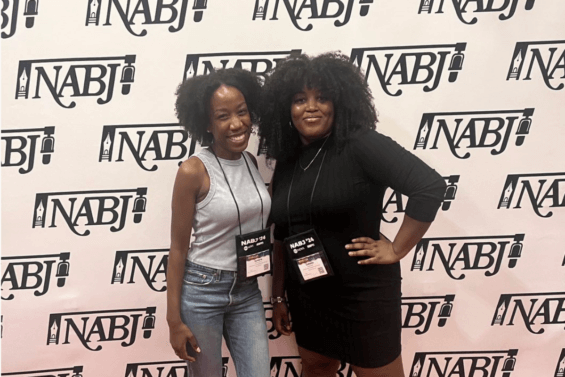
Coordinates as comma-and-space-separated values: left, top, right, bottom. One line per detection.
32, 188, 148, 236
411, 234, 525, 279
507, 40, 565, 91
183, 49, 301, 80
1, 0, 40, 39
498, 172, 565, 218
351, 43, 466, 96
417, 0, 536, 24
99, 124, 190, 171
252, 0, 374, 31
402, 294, 455, 335
2, 252, 70, 300
86, 0, 209, 36
410, 349, 518, 377
492, 292, 565, 334
112, 249, 168, 292
47, 306, 156, 351
15, 55, 136, 108
414, 108, 534, 159
124, 358, 229, 377
2, 126, 55, 174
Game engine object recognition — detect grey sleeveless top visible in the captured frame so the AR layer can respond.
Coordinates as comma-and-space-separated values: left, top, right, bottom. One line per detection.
187, 148, 271, 271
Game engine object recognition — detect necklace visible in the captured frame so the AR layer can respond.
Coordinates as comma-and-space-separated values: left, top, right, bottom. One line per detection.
299, 136, 329, 171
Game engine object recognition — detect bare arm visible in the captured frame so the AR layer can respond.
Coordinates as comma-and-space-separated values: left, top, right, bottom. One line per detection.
346, 215, 431, 264
167, 158, 206, 360
391, 215, 431, 260
271, 240, 292, 335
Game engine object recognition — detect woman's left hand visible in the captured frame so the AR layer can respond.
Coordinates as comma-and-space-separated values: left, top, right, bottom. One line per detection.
346, 235, 402, 265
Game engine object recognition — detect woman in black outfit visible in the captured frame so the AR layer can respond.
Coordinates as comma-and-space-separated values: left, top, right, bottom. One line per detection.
259, 53, 446, 377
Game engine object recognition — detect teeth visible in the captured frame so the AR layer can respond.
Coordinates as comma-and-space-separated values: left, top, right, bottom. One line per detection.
229, 134, 246, 142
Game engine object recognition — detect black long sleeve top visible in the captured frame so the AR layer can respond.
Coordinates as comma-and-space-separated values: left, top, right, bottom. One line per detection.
270, 128, 446, 319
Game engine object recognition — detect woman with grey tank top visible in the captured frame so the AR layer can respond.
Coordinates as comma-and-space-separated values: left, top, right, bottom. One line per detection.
167, 68, 271, 377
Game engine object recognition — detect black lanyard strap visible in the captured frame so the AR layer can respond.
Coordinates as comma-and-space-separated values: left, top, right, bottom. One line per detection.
286, 149, 327, 230
242, 153, 265, 227
211, 149, 264, 235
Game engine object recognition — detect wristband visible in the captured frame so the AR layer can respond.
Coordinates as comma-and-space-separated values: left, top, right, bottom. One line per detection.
270, 296, 286, 305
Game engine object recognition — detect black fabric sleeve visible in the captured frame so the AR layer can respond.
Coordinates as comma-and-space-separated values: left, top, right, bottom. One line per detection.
350, 129, 446, 222
271, 163, 289, 241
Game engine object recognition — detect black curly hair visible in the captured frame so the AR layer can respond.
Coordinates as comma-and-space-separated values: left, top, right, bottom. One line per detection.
175, 68, 262, 146
258, 52, 378, 162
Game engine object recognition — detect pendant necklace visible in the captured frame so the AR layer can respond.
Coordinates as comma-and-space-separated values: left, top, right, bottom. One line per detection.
299, 136, 329, 171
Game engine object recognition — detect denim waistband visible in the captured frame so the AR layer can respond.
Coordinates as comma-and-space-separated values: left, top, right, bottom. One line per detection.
185, 259, 237, 277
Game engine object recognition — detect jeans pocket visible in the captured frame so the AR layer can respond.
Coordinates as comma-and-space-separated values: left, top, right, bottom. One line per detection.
183, 268, 214, 286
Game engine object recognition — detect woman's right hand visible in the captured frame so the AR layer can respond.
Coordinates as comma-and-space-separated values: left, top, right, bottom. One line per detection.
273, 302, 292, 336
169, 321, 201, 362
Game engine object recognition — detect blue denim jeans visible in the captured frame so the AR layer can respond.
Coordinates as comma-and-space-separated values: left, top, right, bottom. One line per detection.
180, 260, 270, 377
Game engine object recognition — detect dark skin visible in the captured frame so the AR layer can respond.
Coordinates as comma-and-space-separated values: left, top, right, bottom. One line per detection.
271, 88, 432, 377
167, 151, 261, 361
167, 156, 206, 361
166, 85, 257, 362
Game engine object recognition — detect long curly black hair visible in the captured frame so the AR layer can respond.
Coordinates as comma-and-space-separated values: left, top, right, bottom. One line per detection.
258, 52, 377, 162
175, 68, 262, 146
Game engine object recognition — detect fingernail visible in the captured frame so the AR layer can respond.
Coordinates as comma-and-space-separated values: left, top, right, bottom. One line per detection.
196, 347, 201, 353
348, 252, 353, 256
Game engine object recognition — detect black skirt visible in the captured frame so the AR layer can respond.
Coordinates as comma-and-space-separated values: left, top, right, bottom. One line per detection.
286, 280, 402, 369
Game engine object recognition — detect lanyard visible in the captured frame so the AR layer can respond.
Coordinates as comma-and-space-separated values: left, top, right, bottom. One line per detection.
211, 149, 264, 235
286, 148, 327, 230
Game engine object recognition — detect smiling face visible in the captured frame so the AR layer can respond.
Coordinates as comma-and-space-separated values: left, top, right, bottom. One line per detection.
208, 85, 252, 160
290, 87, 335, 145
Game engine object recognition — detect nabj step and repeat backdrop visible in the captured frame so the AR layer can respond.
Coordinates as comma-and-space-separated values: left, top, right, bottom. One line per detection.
2, 1, 564, 376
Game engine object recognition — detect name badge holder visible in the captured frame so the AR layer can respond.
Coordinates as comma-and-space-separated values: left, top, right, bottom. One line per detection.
284, 228, 333, 284
283, 141, 334, 284
212, 150, 272, 282
236, 228, 271, 281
